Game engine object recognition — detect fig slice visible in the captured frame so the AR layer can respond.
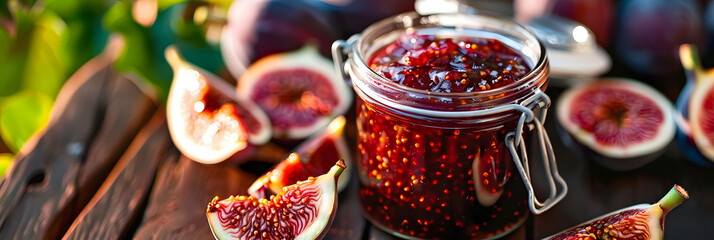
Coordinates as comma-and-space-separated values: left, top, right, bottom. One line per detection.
237, 46, 352, 140
556, 78, 675, 170
165, 46, 271, 164
545, 185, 689, 240
207, 159, 346, 240
248, 116, 352, 198
680, 44, 714, 162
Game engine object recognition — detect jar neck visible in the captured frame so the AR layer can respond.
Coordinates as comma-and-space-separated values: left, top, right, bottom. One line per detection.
348, 13, 549, 122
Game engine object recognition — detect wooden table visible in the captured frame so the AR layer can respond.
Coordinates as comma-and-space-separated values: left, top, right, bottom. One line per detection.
0, 53, 712, 240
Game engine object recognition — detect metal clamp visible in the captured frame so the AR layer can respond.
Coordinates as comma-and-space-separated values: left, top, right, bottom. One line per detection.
331, 34, 360, 86
505, 90, 568, 215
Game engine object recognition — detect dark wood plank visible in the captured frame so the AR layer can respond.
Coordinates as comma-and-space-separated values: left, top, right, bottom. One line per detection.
74, 74, 157, 210
325, 169, 366, 240
133, 155, 257, 240
63, 112, 169, 240
0, 38, 157, 240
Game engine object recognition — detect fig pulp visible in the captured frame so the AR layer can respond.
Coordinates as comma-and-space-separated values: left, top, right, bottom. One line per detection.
679, 44, 714, 164
545, 185, 689, 240
556, 78, 675, 170
166, 46, 271, 164
238, 46, 352, 140
207, 160, 346, 240
248, 116, 352, 198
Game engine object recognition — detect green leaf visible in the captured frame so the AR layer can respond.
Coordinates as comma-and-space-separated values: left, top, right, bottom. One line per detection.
0, 153, 12, 177
104, 2, 169, 101
21, 11, 69, 99
0, 91, 53, 153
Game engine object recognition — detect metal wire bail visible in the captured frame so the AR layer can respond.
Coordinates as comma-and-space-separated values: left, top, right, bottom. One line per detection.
505, 90, 568, 215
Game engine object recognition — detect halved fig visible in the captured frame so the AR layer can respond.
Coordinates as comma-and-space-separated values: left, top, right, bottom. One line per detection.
207, 160, 346, 240
556, 78, 675, 170
679, 44, 714, 164
545, 185, 688, 240
249, 116, 352, 198
237, 46, 352, 140
166, 46, 271, 164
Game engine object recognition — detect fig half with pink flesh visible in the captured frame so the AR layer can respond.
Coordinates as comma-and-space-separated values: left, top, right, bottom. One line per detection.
166, 46, 271, 164
556, 78, 675, 170
545, 185, 688, 240
679, 44, 714, 164
207, 160, 346, 240
238, 46, 352, 140
249, 116, 352, 198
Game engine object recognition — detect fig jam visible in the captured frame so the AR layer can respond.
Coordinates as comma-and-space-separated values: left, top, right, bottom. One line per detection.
369, 33, 530, 93
356, 33, 532, 239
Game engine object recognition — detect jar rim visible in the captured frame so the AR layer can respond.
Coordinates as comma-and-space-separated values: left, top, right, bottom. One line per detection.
350, 12, 549, 102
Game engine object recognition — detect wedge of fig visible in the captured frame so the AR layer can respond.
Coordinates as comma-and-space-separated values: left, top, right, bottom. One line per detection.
556, 78, 675, 170
207, 160, 346, 240
166, 46, 271, 164
237, 46, 352, 140
248, 116, 352, 198
545, 185, 688, 240
678, 44, 714, 165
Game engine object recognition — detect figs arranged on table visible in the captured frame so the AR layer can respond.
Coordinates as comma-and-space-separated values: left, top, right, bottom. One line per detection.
616, 0, 705, 75
207, 160, 346, 240
237, 46, 352, 140
677, 44, 714, 166
249, 116, 352, 198
165, 46, 271, 164
220, 0, 339, 78
545, 185, 688, 240
556, 78, 675, 170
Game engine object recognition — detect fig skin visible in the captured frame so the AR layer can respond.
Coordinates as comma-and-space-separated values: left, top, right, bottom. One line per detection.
556, 78, 676, 171
221, 0, 340, 78
544, 185, 689, 240
207, 160, 346, 240
677, 44, 714, 167
615, 0, 705, 75
309, 0, 415, 37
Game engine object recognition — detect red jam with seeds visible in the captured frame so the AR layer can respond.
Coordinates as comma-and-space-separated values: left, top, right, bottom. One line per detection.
357, 33, 532, 239
369, 33, 530, 93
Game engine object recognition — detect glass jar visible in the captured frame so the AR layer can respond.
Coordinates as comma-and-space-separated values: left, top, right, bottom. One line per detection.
333, 12, 567, 239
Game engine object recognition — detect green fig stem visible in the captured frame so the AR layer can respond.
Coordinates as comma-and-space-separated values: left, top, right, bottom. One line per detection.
680, 44, 703, 76
658, 185, 689, 214
331, 159, 346, 179
164, 45, 183, 70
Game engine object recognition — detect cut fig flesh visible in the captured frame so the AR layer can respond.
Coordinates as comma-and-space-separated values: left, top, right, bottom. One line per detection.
166, 47, 271, 164
556, 78, 675, 159
680, 44, 714, 162
207, 160, 346, 240
237, 46, 352, 140
545, 185, 688, 240
249, 116, 352, 198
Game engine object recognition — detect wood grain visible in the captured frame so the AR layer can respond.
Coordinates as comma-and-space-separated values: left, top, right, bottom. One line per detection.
63, 112, 169, 240
133, 156, 257, 240
0, 39, 157, 239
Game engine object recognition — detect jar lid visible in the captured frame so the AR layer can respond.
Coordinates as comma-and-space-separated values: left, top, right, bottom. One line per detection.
525, 15, 611, 80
